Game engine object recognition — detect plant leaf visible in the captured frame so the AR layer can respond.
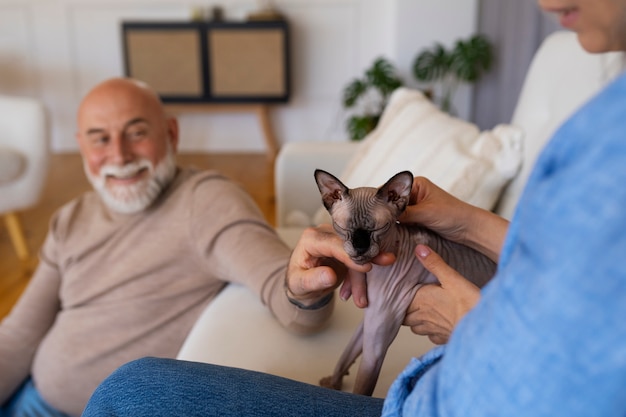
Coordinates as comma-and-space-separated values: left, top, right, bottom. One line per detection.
341, 57, 402, 138
347, 114, 379, 141
343, 79, 368, 108
412, 44, 451, 82
449, 34, 494, 82
365, 57, 403, 98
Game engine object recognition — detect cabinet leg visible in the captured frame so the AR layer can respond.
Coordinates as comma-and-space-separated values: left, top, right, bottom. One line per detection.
256, 105, 279, 161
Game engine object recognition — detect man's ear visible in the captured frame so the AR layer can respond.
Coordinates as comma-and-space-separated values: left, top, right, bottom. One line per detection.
377, 171, 413, 216
314, 169, 350, 211
166, 117, 180, 152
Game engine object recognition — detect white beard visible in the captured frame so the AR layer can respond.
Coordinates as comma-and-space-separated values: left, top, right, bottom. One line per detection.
85, 149, 177, 214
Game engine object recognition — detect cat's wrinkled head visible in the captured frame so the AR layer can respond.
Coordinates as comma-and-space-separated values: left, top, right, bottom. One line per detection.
314, 169, 413, 264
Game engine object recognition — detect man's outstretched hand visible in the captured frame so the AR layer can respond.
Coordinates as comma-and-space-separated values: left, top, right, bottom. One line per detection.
285, 224, 395, 308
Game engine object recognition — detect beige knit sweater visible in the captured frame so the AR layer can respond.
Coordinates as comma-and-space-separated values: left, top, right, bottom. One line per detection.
0, 168, 333, 416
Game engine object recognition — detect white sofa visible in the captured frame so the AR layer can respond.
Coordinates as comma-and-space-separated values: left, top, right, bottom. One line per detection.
177, 31, 626, 398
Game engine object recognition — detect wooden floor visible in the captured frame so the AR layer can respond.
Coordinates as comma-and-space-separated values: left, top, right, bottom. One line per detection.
0, 152, 275, 319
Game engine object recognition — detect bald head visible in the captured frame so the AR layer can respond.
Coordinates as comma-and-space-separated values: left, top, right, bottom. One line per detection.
77, 77, 165, 125
75, 77, 178, 159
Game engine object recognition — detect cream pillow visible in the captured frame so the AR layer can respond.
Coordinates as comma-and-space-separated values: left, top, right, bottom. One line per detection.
312, 88, 523, 225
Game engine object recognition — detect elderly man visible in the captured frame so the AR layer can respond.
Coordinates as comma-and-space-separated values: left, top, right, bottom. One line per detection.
0, 78, 376, 417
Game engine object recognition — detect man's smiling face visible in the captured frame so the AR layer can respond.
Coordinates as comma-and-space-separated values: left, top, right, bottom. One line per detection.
76, 78, 179, 213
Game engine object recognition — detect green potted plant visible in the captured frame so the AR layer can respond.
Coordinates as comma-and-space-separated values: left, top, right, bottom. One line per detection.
342, 57, 403, 140
412, 34, 494, 114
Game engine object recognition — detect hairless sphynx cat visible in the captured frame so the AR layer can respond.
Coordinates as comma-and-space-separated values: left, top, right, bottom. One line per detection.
314, 169, 496, 396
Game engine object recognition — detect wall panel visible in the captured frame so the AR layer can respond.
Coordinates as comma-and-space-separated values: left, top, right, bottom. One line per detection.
0, 0, 477, 152
0, 5, 38, 96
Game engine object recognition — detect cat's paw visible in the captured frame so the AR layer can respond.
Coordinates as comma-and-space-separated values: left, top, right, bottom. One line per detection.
319, 375, 343, 391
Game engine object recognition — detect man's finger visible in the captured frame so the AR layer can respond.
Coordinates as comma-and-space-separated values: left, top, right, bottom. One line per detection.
288, 265, 337, 295
371, 251, 396, 266
341, 269, 368, 308
298, 227, 373, 272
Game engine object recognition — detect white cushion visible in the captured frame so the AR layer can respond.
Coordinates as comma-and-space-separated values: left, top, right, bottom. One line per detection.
342, 88, 523, 207
0, 147, 26, 185
306, 88, 523, 226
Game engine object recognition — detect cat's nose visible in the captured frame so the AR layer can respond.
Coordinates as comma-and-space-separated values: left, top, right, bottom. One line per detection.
352, 229, 371, 254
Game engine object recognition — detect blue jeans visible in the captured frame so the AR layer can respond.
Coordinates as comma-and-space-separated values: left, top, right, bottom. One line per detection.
1, 378, 72, 417
83, 357, 384, 417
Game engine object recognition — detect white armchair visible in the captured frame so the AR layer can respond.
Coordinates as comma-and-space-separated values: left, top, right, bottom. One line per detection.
0, 95, 49, 265
178, 31, 626, 397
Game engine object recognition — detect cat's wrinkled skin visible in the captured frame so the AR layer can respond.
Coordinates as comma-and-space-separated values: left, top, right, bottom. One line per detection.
314, 169, 496, 396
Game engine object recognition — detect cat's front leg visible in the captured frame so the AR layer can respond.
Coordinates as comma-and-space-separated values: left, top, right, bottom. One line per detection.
352, 303, 407, 396
320, 320, 364, 391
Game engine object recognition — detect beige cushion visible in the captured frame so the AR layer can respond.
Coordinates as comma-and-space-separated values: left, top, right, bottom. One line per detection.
310, 88, 523, 226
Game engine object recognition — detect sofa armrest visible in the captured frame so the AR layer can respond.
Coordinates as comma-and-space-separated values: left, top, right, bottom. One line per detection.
274, 141, 359, 228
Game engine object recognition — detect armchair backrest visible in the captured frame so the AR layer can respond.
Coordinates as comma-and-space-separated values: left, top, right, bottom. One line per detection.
495, 31, 626, 219
0, 95, 49, 212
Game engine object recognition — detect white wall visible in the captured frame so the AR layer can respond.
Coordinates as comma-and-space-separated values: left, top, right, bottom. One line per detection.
0, 0, 477, 153
394, 0, 478, 118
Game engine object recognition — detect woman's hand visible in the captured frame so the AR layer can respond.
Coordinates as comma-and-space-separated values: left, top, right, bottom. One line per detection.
404, 244, 481, 344
400, 177, 508, 262
399, 177, 471, 243
285, 224, 394, 308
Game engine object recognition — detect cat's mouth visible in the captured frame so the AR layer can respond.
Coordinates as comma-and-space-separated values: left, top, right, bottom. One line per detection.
350, 254, 376, 265
346, 239, 382, 265
334, 222, 391, 265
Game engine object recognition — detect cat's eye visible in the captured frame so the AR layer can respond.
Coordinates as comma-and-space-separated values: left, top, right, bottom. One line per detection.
333, 222, 391, 236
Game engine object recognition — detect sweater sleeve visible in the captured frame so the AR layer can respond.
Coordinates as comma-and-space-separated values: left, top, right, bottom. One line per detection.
0, 221, 62, 403
188, 174, 333, 335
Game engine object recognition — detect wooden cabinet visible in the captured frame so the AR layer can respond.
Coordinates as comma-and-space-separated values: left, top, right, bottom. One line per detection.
121, 20, 290, 104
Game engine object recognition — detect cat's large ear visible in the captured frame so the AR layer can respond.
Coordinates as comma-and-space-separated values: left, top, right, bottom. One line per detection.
314, 169, 350, 211
377, 171, 413, 215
